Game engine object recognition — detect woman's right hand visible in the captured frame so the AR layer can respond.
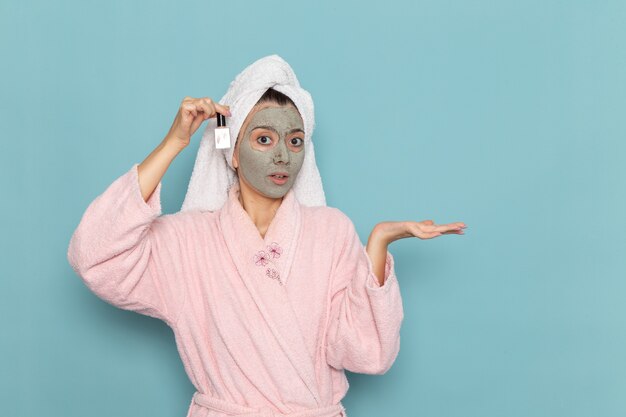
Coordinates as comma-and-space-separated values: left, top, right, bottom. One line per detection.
164, 97, 232, 151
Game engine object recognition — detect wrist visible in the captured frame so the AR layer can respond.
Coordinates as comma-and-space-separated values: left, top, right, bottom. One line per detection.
369, 225, 391, 247
160, 137, 186, 156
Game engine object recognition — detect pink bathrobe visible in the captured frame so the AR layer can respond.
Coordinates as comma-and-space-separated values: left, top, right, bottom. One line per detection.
67, 163, 404, 417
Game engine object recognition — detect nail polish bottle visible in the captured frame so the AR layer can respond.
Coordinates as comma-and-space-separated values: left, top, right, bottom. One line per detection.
215, 112, 231, 149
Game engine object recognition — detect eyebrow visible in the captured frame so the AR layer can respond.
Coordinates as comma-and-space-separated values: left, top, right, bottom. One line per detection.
252, 125, 304, 135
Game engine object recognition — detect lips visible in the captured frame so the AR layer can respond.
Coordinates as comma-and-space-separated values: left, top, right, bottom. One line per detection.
268, 172, 289, 185
269, 172, 289, 179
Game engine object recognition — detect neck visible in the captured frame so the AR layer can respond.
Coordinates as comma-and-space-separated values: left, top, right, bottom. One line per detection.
237, 179, 284, 239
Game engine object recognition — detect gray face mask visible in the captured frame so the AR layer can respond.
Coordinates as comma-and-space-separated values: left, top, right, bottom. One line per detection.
237, 105, 306, 199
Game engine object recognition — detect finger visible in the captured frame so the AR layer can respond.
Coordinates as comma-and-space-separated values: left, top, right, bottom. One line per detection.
195, 101, 213, 120
182, 102, 198, 118
439, 221, 466, 229
441, 229, 464, 235
422, 223, 440, 232
201, 98, 232, 117
190, 113, 205, 133
409, 229, 440, 239
445, 227, 465, 234
199, 98, 217, 118
433, 224, 462, 233
215, 102, 232, 117
406, 223, 441, 239
187, 112, 204, 131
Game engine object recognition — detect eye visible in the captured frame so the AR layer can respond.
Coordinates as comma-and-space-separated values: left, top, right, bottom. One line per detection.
290, 137, 304, 147
257, 135, 272, 145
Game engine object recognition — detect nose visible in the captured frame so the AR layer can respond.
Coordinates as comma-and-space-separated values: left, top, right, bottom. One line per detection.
272, 139, 290, 165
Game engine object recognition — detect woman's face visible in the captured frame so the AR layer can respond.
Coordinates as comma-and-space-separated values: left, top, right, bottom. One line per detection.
233, 102, 305, 199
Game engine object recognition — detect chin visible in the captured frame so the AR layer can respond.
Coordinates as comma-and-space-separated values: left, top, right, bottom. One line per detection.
262, 183, 294, 199
261, 189, 290, 199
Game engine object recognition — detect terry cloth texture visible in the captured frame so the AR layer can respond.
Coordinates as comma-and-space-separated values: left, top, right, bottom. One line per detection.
67, 163, 404, 416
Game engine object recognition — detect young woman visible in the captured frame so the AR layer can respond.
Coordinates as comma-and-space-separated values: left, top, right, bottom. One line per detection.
68, 55, 466, 417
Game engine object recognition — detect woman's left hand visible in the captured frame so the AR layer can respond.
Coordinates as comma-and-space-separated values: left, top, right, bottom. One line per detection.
372, 220, 467, 245
366, 220, 466, 285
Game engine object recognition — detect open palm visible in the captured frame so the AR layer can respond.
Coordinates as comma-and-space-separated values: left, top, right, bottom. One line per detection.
375, 220, 467, 244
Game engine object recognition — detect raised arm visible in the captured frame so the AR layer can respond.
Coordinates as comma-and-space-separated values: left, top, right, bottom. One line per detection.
138, 96, 232, 201
67, 97, 231, 326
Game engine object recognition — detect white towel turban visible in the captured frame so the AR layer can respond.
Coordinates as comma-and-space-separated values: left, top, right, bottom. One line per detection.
180, 54, 326, 213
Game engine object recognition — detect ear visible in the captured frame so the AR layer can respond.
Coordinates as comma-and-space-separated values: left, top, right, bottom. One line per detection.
232, 141, 239, 169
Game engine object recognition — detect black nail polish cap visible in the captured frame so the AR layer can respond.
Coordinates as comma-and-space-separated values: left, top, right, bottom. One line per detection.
216, 112, 226, 127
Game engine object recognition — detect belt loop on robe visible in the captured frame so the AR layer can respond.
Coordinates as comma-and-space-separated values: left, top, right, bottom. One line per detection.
188, 391, 347, 417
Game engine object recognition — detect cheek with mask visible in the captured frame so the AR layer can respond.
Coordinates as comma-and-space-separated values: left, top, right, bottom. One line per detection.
237, 106, 305, 199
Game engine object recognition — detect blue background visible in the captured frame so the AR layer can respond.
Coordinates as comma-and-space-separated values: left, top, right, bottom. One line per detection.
1, 1, 625, 416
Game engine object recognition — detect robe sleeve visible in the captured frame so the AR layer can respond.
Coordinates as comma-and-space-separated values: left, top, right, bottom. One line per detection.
324, 211, 404, 375
67, 163, 186, 327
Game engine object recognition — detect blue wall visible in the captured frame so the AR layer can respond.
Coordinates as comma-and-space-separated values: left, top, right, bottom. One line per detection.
1, 1, 625, 416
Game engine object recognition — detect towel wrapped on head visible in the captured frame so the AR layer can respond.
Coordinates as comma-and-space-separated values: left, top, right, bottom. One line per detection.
181, 54, 326, 213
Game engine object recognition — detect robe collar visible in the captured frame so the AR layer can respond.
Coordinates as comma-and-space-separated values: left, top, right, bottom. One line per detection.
217, 180, 321, 404
219, 180, 302, 286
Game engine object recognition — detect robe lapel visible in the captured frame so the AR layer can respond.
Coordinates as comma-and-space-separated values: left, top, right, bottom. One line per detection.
218, 182, 321, 404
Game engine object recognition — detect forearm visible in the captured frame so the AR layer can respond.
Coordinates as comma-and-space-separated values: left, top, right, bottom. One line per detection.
366, 225, 390, 286
137, 138, 182, 202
